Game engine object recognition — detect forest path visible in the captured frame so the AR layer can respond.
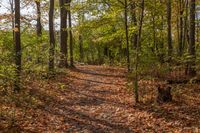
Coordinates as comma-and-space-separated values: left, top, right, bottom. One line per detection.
6, 65, 200, 132
60, 65, 134, 132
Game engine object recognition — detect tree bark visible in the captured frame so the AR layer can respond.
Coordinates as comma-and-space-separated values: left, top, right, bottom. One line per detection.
78, 12, 84, 62
124, 0, 130, 71
49, 0, 55, 74
134, 0, 145, 103
130, 0, 137, 48
187, 0, 196, 76
178, 0, 184, 56
14, 0, 21, 92
59, 0, 68, 67
68, 0, 74, 67
167, 0, 173, 59
35, 0, 42, 37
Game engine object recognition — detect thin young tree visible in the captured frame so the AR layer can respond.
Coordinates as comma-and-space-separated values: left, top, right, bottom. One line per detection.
78, 1, 84, 62
167, 0, 173, 60
130, 0, 137, 48
49, 0, 55, 74
68, 0, 74, 67
8, 0, 15, 41
124, 0, 130, 71
78, 13, 84, 62
178, 0, 184, 56
134, 0, 145, 103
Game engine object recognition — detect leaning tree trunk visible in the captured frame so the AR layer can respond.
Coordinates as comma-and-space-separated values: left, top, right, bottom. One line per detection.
49, 0, 55, 74
14, 0, 21, 92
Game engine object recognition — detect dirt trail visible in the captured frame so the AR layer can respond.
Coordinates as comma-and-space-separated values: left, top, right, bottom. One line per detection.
2, 65, 200, 132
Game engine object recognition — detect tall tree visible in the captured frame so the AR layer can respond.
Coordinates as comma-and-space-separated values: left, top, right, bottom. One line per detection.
49, 0, 55, 74
187, 0, 196, 76
9, 0, 14, 41
124, 0, 130, 71
134, 0, 145, 103
178, 0, 184, 56
78, 13, 84, 62
78, 1, 85, 62
68, 0, 74, 67
167, 0, 173, 59
14, 0, 21, 92
130, 0, 137, 48
35, 0, 42, 37
59, 0, 68, 67
183, 0, 189, 52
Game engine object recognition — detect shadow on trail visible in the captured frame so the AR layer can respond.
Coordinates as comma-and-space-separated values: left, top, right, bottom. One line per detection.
135, 102, 200, 128
28, 88, 133, 133
69, 75, 124, 86
73, 67, 126, 78
66, 84, 133, 108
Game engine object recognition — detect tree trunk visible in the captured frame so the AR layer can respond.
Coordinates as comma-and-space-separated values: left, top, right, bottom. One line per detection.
79, 33, 84, 62
49, 0, 55, 74
78, 12, 84, 62
167, 0, 173, 59
35, 0, 42, 37
68, 1, 74, 67
131, 1, 137, 48
14, 0, 21, 92
183, 0, 189, 52
178, 0, 184, 56
59, 0, 68, 67
9, 0, 14, 42
124, 0, 130, 71
187, 0, 196, 76
134, 0, 145, 103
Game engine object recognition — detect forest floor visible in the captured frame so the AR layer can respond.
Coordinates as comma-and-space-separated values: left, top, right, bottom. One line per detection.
1, 65, 200, 132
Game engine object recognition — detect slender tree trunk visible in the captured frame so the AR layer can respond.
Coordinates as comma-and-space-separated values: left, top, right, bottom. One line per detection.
167, 0, 173, 59
124, 0, 130, 71
178, 0, 184, 56
78, 12, 84, 62
9, 0, 14, 41
183, 0, 189, 51
14, 0, 21, 92
68, 1, 74, 67
196, 12, 200, 43
152, 1, 157, 54
187, 0, 196, 76
176, 2, 180, 53
152, 14, 156, 53
79, 33, 84, 62
49, 0, 55, 74
134, 0, 145, 103
131, 0, 137, 48
137, 0, 144, 49
35, 0, 42, 37
59, 0, 68, 67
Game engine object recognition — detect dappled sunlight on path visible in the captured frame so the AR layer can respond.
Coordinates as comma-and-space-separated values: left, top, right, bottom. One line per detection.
1, 65, 200, 132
